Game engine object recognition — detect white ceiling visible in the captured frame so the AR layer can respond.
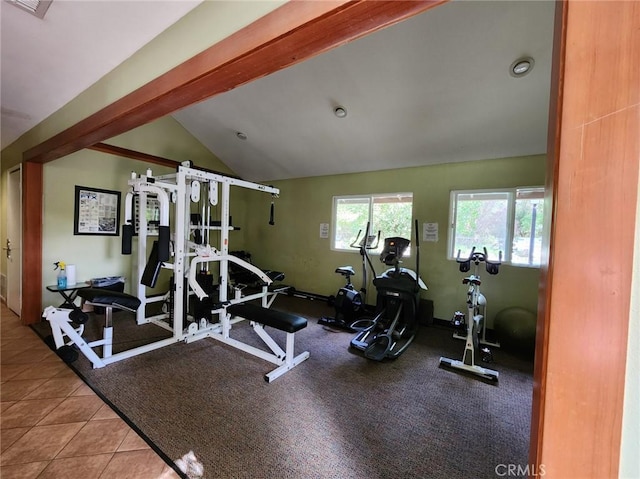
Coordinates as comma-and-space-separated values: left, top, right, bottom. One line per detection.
0, 0, 203, 149
174, 0, 555, 181
1, 0, 555, 182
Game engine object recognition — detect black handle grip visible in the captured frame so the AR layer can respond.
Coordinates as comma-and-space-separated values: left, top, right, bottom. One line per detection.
121, 224, 133, 255
269, 202, 275, 226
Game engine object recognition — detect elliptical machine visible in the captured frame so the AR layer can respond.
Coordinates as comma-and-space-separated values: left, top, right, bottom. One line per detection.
319, 225, 380, 332
350, 220, 427, 361
439, 247, 501, 382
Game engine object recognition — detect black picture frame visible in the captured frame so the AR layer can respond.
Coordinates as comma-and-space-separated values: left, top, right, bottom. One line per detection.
73, 185, 121, 236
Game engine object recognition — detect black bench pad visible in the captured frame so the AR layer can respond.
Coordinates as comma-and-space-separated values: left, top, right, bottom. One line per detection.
78, 288, 141, 311
266, 270, 285, 282
227, 303, 307, 333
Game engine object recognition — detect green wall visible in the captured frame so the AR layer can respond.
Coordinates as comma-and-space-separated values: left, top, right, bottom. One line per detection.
0, 0, 542, 324
243, 155, 545, 326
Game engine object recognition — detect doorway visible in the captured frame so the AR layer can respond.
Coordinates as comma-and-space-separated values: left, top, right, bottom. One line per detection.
6, 166, 22, 315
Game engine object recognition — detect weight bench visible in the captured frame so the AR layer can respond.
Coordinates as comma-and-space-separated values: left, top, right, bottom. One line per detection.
226, 302, 309, 382
43, 288, 141, 368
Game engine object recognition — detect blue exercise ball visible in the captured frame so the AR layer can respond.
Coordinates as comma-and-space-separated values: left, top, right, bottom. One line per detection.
494, 307, 536, 358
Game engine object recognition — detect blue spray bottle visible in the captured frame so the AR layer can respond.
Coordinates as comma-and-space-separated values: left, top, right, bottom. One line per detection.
54, 261, 67, 289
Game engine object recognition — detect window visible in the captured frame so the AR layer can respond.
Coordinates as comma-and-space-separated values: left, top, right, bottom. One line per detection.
449, 187, 544, 266
332, 193, 413, 253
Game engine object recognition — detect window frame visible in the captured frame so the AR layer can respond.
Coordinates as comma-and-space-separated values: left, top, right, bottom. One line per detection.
331, 192, 414, 253
448, 186, 544, 267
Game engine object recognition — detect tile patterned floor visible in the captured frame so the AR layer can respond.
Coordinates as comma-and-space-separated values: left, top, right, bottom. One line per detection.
1, 302, 181, 478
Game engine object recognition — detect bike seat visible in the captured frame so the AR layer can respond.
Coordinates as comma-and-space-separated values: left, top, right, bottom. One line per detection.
335, 266, 355, 277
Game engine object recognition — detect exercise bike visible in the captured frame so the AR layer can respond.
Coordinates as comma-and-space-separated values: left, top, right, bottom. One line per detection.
318, 225, 380, 332
439, 247, 501, 382
350, 221, 427, 361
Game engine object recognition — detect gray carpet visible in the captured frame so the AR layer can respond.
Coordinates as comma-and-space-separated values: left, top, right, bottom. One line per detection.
35, 295, 533, 479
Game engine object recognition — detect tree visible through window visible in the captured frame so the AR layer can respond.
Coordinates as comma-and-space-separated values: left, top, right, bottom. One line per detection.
512, 188, 544, 265
333, 193, 413, 253
452, 192, 509, 261
449, 187, 544, 266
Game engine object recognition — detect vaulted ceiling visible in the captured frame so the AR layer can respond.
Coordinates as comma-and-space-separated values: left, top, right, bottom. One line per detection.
0, 0, 203, 149
1, 0, 555, 182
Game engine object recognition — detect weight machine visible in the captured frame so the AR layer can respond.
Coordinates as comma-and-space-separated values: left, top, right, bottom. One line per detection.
44, 162, 309, 382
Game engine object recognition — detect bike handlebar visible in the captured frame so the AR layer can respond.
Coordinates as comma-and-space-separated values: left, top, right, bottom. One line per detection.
456, 246, 502, 275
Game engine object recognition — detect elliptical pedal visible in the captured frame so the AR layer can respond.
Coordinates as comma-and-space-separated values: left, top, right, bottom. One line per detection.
364, 335, 392, 361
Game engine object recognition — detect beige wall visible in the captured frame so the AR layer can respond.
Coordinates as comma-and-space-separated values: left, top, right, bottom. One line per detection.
243, 154, 544, 326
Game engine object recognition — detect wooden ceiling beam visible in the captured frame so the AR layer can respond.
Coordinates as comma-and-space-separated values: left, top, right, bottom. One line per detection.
23, 0, 446, 164
88, 143, 180, 168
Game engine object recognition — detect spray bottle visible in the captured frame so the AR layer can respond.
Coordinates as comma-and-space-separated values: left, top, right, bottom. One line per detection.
54, 261, 67, 289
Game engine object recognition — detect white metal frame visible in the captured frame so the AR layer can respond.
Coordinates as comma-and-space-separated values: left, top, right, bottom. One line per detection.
452, 292, 500, 348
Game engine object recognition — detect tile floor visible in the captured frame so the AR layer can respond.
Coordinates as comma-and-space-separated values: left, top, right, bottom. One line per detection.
0, 302, 181, 478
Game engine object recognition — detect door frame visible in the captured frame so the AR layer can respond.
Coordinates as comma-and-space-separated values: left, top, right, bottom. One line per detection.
6, 165, 22, 315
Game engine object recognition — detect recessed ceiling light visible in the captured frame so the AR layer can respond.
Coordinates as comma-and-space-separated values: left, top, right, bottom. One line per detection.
236, 131, 247, 140
334, 106, 347, 118
510, 57, 534, 77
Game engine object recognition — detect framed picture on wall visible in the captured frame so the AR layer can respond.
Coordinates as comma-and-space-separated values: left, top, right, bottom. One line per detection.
73, 186, 121, 236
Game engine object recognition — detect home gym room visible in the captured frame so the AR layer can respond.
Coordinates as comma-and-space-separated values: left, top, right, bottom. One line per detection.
1, 1, 638, 479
